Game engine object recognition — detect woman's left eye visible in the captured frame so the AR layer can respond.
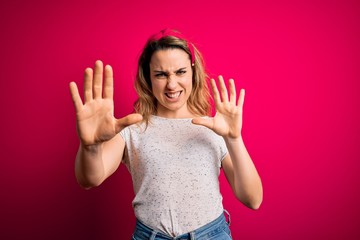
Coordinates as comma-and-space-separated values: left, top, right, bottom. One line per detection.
176, 70, 186, 75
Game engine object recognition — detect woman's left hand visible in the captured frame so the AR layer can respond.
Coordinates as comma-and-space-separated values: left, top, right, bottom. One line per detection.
192, 76, 245, 139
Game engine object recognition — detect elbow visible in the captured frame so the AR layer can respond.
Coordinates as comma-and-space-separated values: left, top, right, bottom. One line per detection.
76, 173, 104, 190
247, 197, 263, 210
77, 181, 98, 190
238, 196, 263, 210
235, 189, 263, 210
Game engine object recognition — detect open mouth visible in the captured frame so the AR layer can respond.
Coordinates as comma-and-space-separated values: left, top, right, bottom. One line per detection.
165, 91, 182, 99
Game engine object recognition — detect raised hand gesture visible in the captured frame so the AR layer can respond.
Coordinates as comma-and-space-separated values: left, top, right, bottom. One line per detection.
192, 76, 245, 139
69, 60, 142, 146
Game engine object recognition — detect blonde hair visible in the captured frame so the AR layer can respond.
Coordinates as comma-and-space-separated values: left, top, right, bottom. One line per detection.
134, 31, 211, 124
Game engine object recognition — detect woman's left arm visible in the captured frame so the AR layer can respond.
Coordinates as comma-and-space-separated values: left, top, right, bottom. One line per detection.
192, 76, 263, 209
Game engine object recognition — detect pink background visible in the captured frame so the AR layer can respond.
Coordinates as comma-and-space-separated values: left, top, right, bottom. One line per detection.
1, 0, 359, 239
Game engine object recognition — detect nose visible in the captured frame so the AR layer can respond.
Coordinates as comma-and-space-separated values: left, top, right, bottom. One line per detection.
166, 74, 177, 89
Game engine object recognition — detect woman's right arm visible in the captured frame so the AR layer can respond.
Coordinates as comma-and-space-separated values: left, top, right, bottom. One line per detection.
74, 134, 125, 189
70, 60, 142, 189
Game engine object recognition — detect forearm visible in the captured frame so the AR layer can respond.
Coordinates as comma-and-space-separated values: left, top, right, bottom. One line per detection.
224, 136, 263, 209
75, 143, 106, 189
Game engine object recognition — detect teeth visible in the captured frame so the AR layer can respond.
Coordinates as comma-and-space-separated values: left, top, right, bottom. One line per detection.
166, 92, 181, 98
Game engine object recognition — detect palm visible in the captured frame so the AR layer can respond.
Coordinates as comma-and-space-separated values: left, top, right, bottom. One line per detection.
76, 98, 116, 145
70, 60, 142, 146
212, 104, 242, 139
193, 76, 244, 139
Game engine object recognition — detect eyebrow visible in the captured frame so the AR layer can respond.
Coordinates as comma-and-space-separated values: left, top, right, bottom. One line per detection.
153, 67, 187, 73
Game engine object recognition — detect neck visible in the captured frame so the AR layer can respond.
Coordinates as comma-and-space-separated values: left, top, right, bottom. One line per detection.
155, 107, 196, 119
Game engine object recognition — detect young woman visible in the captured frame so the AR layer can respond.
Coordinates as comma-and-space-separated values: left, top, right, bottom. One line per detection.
69, 29, 263, 239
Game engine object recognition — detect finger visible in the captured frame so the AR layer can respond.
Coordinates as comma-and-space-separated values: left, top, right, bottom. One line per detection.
103, 65, 113, 99
218, 76, 228, 102
229, 79, 236, 104
69, 82, 83, 112
115, 113, 143, 133
84, 67, 93, 103
191, 117, 214, 130
93, 60, 103, 99
237, 89, 245, 108
210, 78, 221, 107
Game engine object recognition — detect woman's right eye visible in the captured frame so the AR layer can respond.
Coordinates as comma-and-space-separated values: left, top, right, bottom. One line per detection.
155, 73, 166, 77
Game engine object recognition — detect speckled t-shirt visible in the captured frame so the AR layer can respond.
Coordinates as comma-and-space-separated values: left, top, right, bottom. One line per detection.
120, 115, 228, 237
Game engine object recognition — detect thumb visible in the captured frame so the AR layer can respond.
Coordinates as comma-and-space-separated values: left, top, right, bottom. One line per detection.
191, 117, 214, 130
115, 113, 143, 133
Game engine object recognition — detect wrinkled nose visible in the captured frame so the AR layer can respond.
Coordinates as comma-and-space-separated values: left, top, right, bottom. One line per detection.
166, 74, 177, 90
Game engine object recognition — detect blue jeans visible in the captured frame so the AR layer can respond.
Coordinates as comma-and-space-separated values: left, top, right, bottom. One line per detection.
132, 211, 232, 240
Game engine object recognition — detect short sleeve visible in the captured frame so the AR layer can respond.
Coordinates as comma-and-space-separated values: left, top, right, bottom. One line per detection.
119, 126, 128, 141
119, 127, 129, 165
219, 137, 228, 162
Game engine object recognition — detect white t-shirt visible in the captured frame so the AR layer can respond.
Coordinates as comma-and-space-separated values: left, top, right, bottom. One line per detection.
120, 115, 228, 237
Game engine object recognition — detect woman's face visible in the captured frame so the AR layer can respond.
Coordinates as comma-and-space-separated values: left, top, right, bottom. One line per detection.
149, 48, 193, 118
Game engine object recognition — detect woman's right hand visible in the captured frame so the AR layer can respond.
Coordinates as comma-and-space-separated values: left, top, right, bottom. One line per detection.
69, 60, 142, 147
